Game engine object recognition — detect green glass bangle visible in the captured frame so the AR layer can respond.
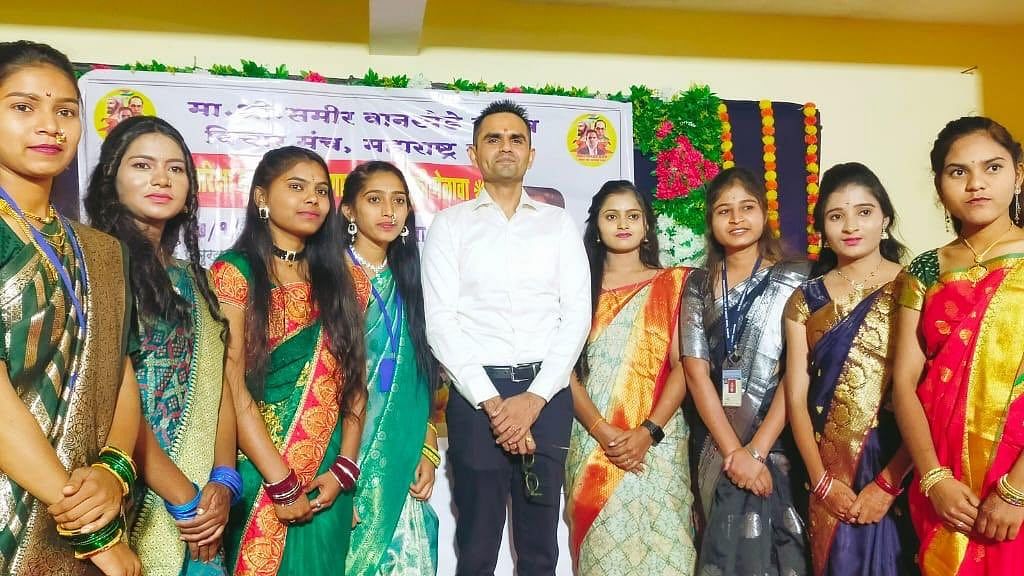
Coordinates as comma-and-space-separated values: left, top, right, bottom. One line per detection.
97, 448, 137, 493
60, 514, 125, 559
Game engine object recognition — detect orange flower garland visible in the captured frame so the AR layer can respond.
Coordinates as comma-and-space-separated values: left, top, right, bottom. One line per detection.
759, 100, 780, 238
718, 103, 735, 169
804, 103, 821, 259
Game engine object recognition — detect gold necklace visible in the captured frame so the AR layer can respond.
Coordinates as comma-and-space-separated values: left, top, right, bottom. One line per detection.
0, 200, 59, 281
833, 256, 883, 305
961, 224, 1015, 284
21, 205, 57, 225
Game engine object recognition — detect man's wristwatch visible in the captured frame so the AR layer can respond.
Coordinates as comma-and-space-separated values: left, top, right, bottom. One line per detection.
640, 419, 665, 445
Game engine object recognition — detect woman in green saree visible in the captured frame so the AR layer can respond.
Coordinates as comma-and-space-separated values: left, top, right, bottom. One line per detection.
212, 146, 367, 576
85, 115, 238, 576
340, 161, 439, 575
0, 40, 142, 576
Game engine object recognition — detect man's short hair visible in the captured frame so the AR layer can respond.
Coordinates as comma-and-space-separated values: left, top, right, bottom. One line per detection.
473, 99, 530, 144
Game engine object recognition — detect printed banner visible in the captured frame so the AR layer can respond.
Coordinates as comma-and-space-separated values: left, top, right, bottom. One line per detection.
77, 70, 634, 262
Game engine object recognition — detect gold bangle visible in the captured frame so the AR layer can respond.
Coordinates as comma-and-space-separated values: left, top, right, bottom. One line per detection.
421, 445, 441, 468
997, 474, 1024, 507
427, 422, 438, 435
919, 466, 954, 498
588, 418, 606, 435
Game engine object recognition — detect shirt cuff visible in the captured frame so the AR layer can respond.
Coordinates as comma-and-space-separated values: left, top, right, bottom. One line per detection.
456, 366, 501, 409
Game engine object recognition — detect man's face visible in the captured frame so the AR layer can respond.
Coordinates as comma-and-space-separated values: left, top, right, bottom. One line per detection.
468, 112, 535, 184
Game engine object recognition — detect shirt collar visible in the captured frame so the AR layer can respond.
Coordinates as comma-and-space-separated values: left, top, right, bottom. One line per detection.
472, 186, 539, 212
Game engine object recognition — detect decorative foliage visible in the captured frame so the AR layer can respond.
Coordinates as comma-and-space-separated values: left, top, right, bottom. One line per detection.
656, 214, 705, 266
804, 103, 821, 259
759, 100, 781, 238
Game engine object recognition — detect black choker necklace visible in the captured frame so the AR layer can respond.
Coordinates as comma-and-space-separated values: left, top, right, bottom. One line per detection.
272, 245, 306, 262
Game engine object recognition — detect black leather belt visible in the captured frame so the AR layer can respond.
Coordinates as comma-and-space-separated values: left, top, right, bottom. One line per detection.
483, 362, 543, 383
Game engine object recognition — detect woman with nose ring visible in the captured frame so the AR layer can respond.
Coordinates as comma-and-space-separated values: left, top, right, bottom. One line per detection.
340, 161, 440, 575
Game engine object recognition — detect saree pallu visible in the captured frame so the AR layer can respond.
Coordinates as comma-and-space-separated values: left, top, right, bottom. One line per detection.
680, 261, 810, 576
899, 250, 1024, 575
346, 265, 438, 576
130, 262, 226, 576
0, 222, 131, 575
212, 252, 353, 576
788, 279, 917, 576
565, 267, 696, 576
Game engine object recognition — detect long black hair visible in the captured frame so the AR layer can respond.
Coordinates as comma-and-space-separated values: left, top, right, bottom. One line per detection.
811, 162, 909, 277
233, 146, 366, 416
576, 179, 660, 379
85, 116, 224, 329
340, 160, 438, 395
702, 166, 787, 288
930, 116, 1024, 233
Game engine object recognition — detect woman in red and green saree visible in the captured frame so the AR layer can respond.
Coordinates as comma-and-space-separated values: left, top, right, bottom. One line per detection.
784, 162, 917, 576
893, 116, 1024, 575
85, 116, 239, 576
213, 146, 367, 576
0, 41, 142, 576
340, 161, 440, 575
565, 181, 696, 575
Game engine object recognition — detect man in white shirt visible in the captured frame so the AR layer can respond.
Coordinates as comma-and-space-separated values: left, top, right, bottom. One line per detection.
422, 100, 590, 575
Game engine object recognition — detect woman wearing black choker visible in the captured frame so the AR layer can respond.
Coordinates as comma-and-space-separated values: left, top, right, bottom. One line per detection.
210, 146, 368, 574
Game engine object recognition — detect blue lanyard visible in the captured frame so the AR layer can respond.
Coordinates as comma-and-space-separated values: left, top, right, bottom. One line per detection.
721, 255, 761, 361
348, 248, 403, 392
0, 186, 88, 340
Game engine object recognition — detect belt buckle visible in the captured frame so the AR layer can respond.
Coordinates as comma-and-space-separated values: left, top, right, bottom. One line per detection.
510, 363, 533, 383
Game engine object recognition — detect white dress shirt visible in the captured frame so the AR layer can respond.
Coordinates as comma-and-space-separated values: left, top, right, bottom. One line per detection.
422, 187, 591, 408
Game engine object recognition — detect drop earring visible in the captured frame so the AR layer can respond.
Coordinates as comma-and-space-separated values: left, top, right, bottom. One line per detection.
400, 226, 410, 244
258, 205, 269, 220
347, 221, 358, 244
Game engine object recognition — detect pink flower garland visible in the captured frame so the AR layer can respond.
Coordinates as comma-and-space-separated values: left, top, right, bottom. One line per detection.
655, 134, 720, 200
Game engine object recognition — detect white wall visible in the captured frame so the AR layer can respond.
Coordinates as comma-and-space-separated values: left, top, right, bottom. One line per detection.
2, 24, 980, 254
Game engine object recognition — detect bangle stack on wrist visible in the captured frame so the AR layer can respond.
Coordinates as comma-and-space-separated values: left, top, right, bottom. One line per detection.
997, 474, 1024, 507
94, 445, 137, 499
328, 456, 361, 492
58, 514, 126, 559
263, 469, 302, 506
164, 483, 202, 521
919, 466, 954, 498
209, 466, 244, 506
813, 472, 834, 501
874, 473, 904, 496
421, 445, 441, 468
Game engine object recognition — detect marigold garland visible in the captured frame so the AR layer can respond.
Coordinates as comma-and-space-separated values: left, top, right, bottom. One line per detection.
759, 100, 781, 238
804, 103, 821, 259
718, 103, 735, 169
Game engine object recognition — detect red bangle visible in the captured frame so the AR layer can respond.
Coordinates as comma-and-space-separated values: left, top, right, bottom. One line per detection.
329, 456, 361, 492
874, 473, 904, 496
263, 469, 302, 506
813, 472, 834, 501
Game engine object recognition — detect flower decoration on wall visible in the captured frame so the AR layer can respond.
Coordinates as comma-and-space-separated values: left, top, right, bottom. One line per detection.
759, 100, 781, 238
804, 102, 821, 259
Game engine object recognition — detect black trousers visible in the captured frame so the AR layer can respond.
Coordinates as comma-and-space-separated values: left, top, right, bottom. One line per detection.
446, 373, 572, 576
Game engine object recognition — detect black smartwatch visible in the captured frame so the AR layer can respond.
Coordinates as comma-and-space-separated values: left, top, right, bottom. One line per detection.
640, 419, 665, 445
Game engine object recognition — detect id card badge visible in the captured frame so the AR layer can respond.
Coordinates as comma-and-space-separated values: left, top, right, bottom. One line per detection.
721, 369, 744, 407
